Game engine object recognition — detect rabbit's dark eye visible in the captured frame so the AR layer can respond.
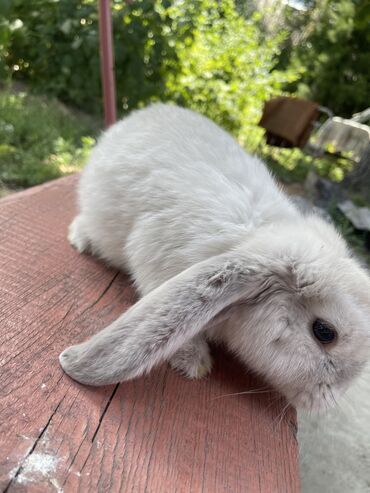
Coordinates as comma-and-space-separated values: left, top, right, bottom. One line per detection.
312, 319, 337, 344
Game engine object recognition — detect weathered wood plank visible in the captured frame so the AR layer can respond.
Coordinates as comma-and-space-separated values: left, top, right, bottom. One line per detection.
0, 175, 300, 493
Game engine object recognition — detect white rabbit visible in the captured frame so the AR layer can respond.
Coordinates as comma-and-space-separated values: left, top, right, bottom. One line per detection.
60, 103, 370, 412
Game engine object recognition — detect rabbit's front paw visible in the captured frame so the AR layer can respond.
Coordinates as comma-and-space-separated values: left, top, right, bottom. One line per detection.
170, 336, 212, 379
68, 215, 90, 253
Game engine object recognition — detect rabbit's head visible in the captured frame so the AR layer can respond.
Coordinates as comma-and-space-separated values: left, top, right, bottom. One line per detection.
221, 217, 370, 413
60, 215, 370, 412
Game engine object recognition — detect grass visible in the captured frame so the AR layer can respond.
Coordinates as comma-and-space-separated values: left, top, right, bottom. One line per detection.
0, 90, 97, 191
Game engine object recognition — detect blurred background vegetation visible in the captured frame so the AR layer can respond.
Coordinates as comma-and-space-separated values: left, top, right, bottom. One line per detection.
0, 0, 369, 192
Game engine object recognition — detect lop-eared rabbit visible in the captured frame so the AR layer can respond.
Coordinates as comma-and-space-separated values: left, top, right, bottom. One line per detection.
60, 104, 370, 413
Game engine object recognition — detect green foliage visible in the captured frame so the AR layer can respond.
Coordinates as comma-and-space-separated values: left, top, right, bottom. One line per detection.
1, 0, 295, 128
1, 0, 367, 193
285, 0, 370, 117
1, 0, 181, 114
0, 90, 95, 188
254, 142, 353, 184
165, 0, 297, 144
2, 0, 103, 113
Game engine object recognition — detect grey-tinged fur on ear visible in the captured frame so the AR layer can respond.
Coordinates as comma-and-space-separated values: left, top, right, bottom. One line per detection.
59, 250, 262, 385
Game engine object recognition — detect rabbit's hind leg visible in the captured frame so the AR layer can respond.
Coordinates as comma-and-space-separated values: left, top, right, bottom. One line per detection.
169, 335, 212, 379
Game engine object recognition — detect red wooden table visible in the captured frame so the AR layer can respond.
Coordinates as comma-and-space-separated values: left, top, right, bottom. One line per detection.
0, 175, 300, 493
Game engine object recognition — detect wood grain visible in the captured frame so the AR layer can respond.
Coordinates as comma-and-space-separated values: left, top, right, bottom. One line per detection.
0, 175, 300, 493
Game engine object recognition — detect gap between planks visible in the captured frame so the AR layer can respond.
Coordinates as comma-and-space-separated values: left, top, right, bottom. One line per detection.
3, 273, 123, 492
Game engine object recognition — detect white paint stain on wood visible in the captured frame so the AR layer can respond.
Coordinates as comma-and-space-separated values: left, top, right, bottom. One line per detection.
14, 452, 59, 485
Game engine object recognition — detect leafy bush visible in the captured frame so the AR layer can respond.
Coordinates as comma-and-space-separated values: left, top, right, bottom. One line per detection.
1, 0, 103, 113
1, 0, 179, 114
283, 0, 370, 117
1, 0, 295, 134
165, 0, 297, 147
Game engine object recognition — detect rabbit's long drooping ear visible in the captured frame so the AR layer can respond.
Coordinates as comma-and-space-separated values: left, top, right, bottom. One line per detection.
59, 250, 265, 386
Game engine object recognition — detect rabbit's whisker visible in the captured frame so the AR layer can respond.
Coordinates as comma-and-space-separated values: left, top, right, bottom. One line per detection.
212, 388, 272, 400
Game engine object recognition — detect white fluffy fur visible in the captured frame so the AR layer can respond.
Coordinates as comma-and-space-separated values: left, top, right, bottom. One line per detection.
60, 104, 370, 412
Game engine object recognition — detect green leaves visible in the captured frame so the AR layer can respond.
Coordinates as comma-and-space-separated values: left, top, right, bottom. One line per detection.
1, 0, 295, 130
163, 0, 297, 144
286, 0, 370, 117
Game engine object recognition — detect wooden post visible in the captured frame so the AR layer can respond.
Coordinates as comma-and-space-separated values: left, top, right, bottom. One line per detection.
98, 0, 117, 127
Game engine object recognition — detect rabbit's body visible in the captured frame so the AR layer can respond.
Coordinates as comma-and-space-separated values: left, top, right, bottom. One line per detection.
70, 104, 298, 294
61, 104, 370, 412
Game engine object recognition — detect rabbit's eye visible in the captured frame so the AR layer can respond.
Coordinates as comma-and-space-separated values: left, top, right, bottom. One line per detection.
312, 319, 337, 344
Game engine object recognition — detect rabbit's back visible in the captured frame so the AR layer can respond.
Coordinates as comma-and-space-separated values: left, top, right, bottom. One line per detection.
76, 104, 297, 293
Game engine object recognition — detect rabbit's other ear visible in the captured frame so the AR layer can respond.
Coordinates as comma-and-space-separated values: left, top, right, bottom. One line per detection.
59, 250, 266, 386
